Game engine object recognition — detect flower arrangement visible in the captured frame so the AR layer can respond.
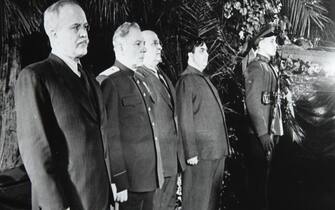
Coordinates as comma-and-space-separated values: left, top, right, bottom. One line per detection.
277, 56, 326, 101
223, 0, 282, 45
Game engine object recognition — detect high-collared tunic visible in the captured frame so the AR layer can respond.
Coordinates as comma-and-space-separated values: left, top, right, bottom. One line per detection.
97, 61, 164, 192
245, 54, 283, 137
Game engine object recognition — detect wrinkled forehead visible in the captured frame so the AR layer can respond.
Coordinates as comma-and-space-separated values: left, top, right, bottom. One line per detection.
58, 4, 87, 25
142, 31, 159, 42
124, 27, 143, 43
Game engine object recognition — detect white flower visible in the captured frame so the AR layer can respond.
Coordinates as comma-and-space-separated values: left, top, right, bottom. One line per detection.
224, 2, 232, 11
234, 1, 241, 10
239, 30, 245, 40
224, 11, 232, 19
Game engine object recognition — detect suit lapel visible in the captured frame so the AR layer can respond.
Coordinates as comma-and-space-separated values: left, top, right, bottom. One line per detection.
139, 66, 173, 109
203, 76, 224, 111
160, 70, 178, 131
154, 75, 173, 110
87, 73, 104, 122
185, 66, 224, 112
159, 70, 175, 109
203, 75, 231, 154
49, 54, 99, 122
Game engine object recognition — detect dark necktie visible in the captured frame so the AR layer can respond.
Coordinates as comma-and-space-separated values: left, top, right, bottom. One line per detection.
157, 71, 171, 99
77, 64, 88, 88
78, 64, 98, 112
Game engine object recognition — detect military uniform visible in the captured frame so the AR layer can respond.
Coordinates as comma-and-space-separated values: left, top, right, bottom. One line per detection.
244, 54, 283, 210
245, 54, 283, 138
97, 61, 164, 210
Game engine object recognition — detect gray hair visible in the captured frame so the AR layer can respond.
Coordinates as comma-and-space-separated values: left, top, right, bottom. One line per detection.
43, 0, 81, 36
113, 22, 140, 47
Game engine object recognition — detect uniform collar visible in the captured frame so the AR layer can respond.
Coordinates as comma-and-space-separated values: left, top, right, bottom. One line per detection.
114, 60, 135, 75
256, 54, 271, 63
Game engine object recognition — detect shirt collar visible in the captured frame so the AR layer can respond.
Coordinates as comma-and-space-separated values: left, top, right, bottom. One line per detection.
187, 65, 204, 75
143, 65, 159, 78
51, 49, 80, 77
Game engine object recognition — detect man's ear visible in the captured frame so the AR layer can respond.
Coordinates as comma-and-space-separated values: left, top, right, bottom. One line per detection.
257, 38, 265, 50
188, 52, 193, 60
114, 43, 124, 56
48, 29, 57, 40
117, 43, 124, 55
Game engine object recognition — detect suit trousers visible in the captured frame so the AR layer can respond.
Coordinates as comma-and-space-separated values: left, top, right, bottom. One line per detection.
120, 190, 154, 210
182, 158, 225, 210
153, 175, 178, 210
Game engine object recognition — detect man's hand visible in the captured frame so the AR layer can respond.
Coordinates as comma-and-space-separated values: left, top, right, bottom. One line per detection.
111, 183, 128, 203
187, 156, 198, 165
259, 134, 274, 153
116, 189, 128, 203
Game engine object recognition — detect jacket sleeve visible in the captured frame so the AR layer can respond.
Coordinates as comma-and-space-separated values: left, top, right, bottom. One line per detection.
245, 63, 269, 136
176, 76, 198, 160
15, 69, 66, 209
100, 78, 129, 191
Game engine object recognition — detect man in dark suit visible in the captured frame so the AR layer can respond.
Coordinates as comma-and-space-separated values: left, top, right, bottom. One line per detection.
136, 30, 186, 210
176, 38, 229, 210
97, 22, 163, 210
244, 24, 283, 210
14, 1, 115, 209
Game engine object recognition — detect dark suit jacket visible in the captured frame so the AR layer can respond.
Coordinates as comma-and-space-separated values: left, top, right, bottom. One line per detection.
97, 61, 163, 192
176, 65, 229, 160
15, 54, 111, 210
245, 54, 283, 137
136, 66, 186, 177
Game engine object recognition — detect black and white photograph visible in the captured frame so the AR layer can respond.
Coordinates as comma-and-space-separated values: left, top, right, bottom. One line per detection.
1, 0, 335, 210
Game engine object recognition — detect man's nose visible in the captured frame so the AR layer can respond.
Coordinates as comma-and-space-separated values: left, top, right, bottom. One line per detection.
141, 43, 146, 53
79, 27, 88, 38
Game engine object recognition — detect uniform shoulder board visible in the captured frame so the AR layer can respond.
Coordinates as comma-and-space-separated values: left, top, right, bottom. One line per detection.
99, 66, 120, 76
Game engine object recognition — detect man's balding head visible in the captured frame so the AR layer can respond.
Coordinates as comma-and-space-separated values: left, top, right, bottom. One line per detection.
142, 30, 162, 68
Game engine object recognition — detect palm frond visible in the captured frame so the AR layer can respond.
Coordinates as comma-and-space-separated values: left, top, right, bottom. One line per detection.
282, 0, 333, 38
84, 0, 130, 27
1, 0, 45, 70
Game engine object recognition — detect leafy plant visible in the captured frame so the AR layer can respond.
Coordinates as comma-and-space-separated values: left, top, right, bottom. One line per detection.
0, 0, 45, 53
281, 0, 332, 38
